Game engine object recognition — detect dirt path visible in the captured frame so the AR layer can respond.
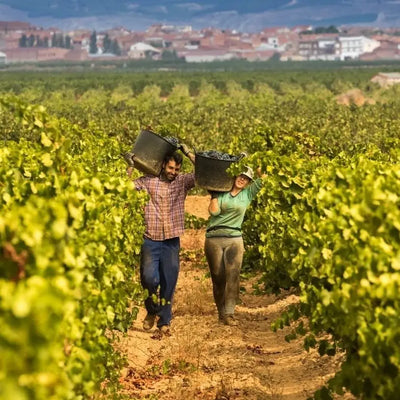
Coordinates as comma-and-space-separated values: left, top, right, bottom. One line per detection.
117, 196, 349, 400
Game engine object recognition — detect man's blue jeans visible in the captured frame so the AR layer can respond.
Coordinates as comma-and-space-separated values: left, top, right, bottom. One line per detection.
140, 237, 180, 327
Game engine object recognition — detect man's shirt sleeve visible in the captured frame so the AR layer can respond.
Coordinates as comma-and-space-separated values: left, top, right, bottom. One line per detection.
134, 175, 147, 191
183, 173, 196, 191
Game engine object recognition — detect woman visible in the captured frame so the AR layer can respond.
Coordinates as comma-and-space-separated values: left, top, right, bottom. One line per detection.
205, 166, 264, 326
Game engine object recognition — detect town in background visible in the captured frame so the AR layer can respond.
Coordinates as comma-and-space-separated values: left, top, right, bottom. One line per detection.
0, 20, 400, 65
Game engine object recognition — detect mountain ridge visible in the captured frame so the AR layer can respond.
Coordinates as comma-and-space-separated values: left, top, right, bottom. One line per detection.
0, 1, 399, 32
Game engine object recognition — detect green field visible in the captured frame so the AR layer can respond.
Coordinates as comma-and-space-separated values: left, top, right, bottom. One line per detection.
1, 68, 400, 400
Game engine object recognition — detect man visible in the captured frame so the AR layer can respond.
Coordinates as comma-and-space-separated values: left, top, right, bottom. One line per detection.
127, 144, 195, 335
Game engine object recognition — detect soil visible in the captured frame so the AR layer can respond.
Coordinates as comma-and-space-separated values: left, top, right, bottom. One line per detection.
336, 89, 375, 106
116, 195, 352, 400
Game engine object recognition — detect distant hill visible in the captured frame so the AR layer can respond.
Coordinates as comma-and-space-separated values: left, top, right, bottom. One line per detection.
0, 0, 399, 32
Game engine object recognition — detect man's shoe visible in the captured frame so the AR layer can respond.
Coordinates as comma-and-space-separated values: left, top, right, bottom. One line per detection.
223, 315, 239, 326
143, 313, 156, 330
159, 325, 171, 336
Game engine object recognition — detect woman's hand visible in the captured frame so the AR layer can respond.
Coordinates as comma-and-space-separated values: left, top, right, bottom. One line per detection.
256, 167, 266, 178
208, 197, 220, 215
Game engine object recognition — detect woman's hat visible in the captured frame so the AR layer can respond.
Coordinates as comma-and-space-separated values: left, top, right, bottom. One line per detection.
240, 166, 254, 180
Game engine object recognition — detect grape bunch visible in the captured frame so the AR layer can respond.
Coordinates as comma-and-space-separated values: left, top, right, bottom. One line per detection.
197, 150, 240, 161
164, 136, 180, 147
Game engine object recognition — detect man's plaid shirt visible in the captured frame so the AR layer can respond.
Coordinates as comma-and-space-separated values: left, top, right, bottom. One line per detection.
134, 173, 195, 241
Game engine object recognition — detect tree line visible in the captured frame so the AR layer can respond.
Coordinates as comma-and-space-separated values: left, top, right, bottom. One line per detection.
19, 33, 72, 49
18, 31, 121, 56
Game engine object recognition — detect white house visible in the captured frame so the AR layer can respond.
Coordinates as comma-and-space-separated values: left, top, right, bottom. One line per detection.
128, 42, 161, 59
182, 49, 237, 63
339, 36, 380, 60
256, 42, 285, 52
261, 36, 279, 48
0, 51, 6, 64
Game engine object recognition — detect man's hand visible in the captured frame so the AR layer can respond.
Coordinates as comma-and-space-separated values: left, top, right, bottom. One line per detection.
180, 143, 191, 156
126, 166, 133, 178
180, 143, 195, 164
123, 152, 135, 166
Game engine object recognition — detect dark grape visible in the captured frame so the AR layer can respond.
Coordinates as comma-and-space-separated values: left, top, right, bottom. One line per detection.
197, 150, 240, 161
164, 136, 180, 147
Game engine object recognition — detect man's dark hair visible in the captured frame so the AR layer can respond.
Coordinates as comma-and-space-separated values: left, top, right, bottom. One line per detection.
164, 152, 183, 165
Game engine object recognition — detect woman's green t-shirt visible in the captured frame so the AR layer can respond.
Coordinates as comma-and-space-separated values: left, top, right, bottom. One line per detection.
206, 178, 262, 238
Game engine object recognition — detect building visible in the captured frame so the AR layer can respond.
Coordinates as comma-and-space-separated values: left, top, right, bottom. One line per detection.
36, 47, 69, 61
0, 32, 21, 50
0, 21, 33, 33
298, 34, 340, 60
3, 48, 38, 62
360, 36, 400, 61
199, 28, 227, 48
117, 33, 145, 54
360, 47, 400, 61
291, 25, 313, 34
64, 47, 89, 61
371, 72, 400, 87
236, 49, 276, 61
180, 49, 237, 63
338, 35, 380, 60
4, 47, 70, 63
0, 51, 6, 64
128, 42, 161, 59
280, 50, 307, 61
